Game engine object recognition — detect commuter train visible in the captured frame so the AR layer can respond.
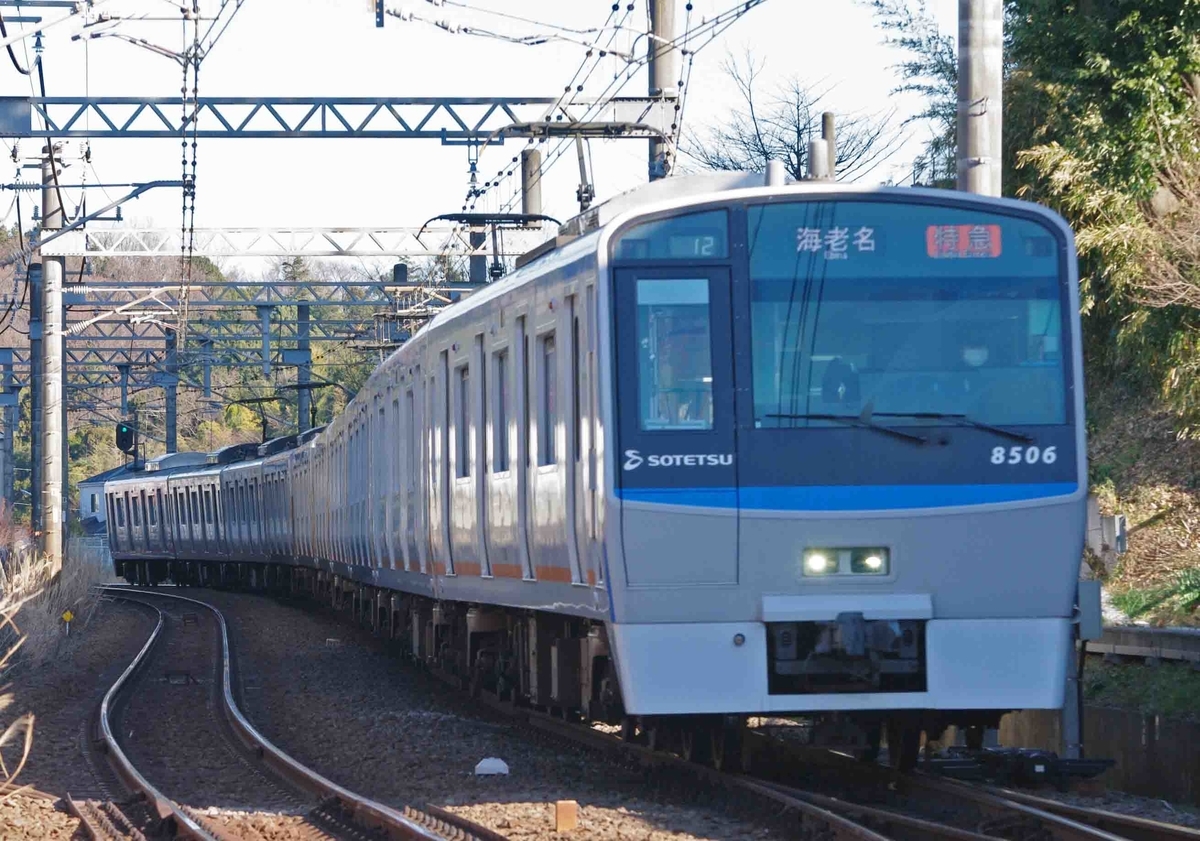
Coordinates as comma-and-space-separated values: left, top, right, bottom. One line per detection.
106, 174, 1086, 767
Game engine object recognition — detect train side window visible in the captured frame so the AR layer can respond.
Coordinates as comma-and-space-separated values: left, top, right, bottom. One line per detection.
177, 491, 186, 525
211, 487, 220, 531
191, 490, 201, 524
634, 277, 714, 431
116, 497, 126, 528
493, 350, 509, 472
131, 495, 141, 528
456, 365, 470, 478
539, 333, 557, 465
148, 495, 157, 526
204, 489, 213, 525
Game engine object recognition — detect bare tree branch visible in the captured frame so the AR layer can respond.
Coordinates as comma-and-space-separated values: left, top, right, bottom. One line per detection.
681, 53, 906, 182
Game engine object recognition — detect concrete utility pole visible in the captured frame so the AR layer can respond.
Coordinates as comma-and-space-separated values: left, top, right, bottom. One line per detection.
957, 0, 1003, 196
648, 0, 678, 181
164, 328, 178, 453
521, 148, 542, 221
297, 303, 311, 432
40, 144, 64, 573
28, 262, 41, 535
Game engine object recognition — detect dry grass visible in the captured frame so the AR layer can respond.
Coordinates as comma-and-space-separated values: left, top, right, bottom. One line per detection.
1088, 389, 1200, 624
0, 504, 113, 796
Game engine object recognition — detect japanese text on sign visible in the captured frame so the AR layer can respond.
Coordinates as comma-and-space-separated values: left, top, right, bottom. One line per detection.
796, 226, 876, 259
925, 224, 1002, 259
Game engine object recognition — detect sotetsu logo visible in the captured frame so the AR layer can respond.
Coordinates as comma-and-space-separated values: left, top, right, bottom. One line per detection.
623, 449, 733, 471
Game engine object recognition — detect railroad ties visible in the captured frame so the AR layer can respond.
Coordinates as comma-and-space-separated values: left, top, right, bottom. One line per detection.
82, 586, 504, 841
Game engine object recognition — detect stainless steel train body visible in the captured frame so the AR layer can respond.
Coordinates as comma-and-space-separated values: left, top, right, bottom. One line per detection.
107, 176, 1086, 734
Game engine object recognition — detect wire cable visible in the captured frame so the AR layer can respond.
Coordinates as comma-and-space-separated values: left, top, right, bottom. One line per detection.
0, 10, 32, 75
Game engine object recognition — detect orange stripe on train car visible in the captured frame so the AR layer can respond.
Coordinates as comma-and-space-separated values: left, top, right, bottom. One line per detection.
491, 563, 524, 579
535, 566, 573, 584
454, 562, 482, 576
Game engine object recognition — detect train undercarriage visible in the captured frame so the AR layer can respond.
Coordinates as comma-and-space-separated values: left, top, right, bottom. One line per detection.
116, 557, 1003, 771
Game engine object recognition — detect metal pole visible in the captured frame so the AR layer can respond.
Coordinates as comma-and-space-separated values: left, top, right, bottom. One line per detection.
40, 144, 64, 573
1063, 636, 1082, 759
164, 327, 178, 454
0, 350, 12, 509
297, 303, 311, 433
521, 148, 542, 223
648, 0, 677, 181
117, 363, 130, 414
468, 230, 486, 285
822, 112, 836, 180
257, 305, 272, 375
957, 0, 1003, 196
201, 339, 212, 398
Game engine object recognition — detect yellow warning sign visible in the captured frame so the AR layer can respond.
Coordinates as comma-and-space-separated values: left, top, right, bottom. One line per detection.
61, 609, 74, 624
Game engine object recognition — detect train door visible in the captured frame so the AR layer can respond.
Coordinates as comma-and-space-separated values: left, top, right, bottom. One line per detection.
429, 354, 452, 575
574, 284, 603, 587
410, 366, 427, 573
613, 266, 739, 585
473, 334, 490, 576
514, 315, 534, 579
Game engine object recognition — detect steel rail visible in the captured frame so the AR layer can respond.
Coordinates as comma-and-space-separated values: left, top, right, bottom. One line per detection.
496, 703, 893, 840
979, 785, 1200, 841
101, 586, 499, 841
907, 774, 1134, 841
761, 737, 1181, 841
750, 777, 995, 841
93, 596, 219, 840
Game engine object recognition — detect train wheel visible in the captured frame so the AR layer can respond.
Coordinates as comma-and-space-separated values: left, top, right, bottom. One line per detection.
859, 723, 882, 764
886, 720, 921, 772
680, 723, 712, 765
711, 721, 746, 771
644, 724, 660, 752
965, 725, 984, 751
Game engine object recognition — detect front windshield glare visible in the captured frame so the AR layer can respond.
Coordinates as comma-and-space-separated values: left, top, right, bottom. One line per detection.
747, 201, 1067, 428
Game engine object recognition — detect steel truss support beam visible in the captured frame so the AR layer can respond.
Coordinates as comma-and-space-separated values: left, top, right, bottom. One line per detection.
41, 225, 548, 258
0, 96, 675, 140
69, 280, 394, 309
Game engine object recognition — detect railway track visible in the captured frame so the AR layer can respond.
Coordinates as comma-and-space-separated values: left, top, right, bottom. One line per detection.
74, 587, 505, 841
106, 585, 1200, 841
462, 647, 1200, 841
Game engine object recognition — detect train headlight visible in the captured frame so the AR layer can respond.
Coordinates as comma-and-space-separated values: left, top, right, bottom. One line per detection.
851, 548, 890, 575
802, 550, 834, 576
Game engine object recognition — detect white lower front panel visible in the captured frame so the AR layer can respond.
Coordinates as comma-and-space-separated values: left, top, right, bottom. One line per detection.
608, 617, 1071, 715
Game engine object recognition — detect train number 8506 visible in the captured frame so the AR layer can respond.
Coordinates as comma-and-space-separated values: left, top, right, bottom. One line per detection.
991, 445, 1057, 465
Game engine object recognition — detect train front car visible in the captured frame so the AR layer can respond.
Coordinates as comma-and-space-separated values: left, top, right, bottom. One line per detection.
602, 186, 1083, 759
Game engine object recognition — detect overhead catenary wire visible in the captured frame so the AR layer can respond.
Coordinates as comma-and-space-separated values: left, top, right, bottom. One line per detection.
459, 2, 629, 214
473, 0, 764, 221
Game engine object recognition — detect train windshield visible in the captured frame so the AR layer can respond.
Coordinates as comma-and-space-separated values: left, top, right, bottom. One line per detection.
746, 200, 1067, 429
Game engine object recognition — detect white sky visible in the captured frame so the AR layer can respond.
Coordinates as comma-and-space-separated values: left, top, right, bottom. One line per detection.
0, 0, 959, 248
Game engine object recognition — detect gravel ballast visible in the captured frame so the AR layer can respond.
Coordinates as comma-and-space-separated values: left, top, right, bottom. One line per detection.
195, 587, 786, 840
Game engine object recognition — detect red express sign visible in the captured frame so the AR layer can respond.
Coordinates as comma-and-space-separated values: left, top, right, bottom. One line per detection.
926, 224, 1002, 259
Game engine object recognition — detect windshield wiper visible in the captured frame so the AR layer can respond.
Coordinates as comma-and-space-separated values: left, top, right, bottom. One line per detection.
764, 412, 929, 445
870, 412, 1034, 443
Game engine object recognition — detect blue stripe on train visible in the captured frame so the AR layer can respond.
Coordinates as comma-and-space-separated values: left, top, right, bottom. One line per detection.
617, 483, 1079, 510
